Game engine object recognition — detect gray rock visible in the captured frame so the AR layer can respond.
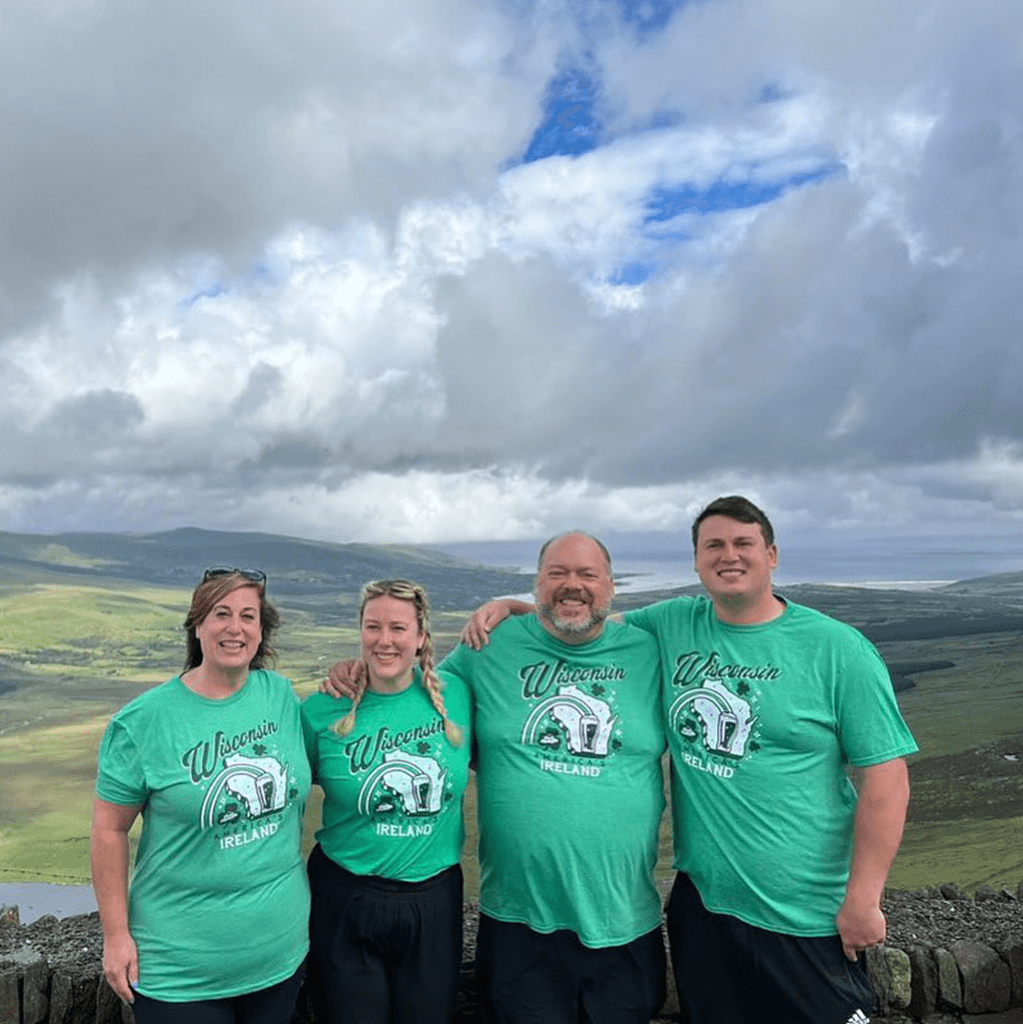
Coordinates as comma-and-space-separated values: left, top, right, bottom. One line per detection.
961, 1010, 1023, 1024
865, 944, 912, 1011
49, 971, 73, 1024
935, 946, 964, 1009
994, 938, 1023, 1008
0, 970, 20, 1024
976, 884, 1001, 902
941, 882, 970, 900
906, 943, 938, 1018
22, 958, 50, 1024
951, 938, 1012, 1013
68, 975, 98, 1024
96, 977, 123, 1024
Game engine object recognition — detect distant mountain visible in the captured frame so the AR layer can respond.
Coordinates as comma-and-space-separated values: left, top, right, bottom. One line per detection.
939, 569, 1023, 597
614, 578, 1023, 644
5, 526, 1023, 637
0, 528, 533, 618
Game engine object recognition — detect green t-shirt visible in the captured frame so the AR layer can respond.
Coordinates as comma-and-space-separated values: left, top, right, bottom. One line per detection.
442, 616, 666, 948
95, 670, 311, 1001
301, 669, 471, 882
626, 596, 918, 936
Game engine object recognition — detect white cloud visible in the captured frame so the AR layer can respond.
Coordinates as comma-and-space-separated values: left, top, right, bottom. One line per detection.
2, 0, 1023, 562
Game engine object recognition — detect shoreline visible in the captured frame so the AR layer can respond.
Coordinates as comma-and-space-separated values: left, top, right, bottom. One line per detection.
0, 883, 97, 924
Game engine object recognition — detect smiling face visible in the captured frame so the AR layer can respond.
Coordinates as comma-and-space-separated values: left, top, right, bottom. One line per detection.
534, 533, 614, 645
360, 593, 426, 693
193, 585, 263, 673
693, 514, 780, 622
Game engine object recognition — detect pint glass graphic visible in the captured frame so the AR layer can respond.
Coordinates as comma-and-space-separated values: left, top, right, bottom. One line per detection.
579, 713, 599, 753
255, 772, 276, 814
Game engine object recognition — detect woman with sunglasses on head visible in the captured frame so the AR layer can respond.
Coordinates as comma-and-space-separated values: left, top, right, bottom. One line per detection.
301, 579, 471, 1024
91, 568, 311, 1024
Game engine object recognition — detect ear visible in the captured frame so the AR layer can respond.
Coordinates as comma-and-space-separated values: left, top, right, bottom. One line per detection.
767, 544, 779, 570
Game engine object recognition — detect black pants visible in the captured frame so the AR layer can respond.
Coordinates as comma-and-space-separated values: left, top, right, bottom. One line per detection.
307, 843, 463, 1024
476, 914, 666, 1024
131, 967, 303, 1024
666, 872, 876, 1024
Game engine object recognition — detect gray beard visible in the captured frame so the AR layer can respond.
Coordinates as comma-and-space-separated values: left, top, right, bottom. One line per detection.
537, 600, 610, 639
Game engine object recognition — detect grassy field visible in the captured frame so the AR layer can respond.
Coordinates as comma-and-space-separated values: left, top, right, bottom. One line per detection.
0, 581, 1019, 897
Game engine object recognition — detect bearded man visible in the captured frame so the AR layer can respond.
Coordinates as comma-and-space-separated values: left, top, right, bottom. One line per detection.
441, 531, 667, 1024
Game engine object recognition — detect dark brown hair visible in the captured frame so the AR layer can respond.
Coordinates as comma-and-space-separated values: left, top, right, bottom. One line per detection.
692, 495, 775, 550
183, 572, 280, 671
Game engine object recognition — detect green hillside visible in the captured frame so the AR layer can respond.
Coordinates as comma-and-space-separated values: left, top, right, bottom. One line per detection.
1, 527, 1021, 895
0, 527, 532, 617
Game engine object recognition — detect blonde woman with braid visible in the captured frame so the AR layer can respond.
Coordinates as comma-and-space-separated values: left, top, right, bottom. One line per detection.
300, 579, 472, 1024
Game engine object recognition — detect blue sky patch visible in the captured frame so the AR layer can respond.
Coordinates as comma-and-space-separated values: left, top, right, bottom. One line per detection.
609, 261, 655, 285
614, 0, 686, 38
645, 163, 843, 222
521, 67, 602, 163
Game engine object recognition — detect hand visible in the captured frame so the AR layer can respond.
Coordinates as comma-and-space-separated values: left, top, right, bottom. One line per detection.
836, 897, 886, 962
102, 931, 138, 1003
459, 600, 516, 650
321, 658, 365, 699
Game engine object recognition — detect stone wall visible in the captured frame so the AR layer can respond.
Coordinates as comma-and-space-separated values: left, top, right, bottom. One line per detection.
866, 882, 1023, 1020
2, 884, 1022, 1024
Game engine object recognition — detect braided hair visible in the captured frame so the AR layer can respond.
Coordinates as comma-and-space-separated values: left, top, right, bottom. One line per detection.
331, 579, 462, 747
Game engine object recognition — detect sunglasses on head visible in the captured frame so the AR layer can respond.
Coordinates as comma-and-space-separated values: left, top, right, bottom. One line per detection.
202, 566, 267, 584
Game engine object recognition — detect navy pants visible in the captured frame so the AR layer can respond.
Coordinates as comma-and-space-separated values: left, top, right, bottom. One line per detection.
476, 913, 666, 1024
131, 967, 303, 1024
666, 872, 876, 1024
307, 843, 463, 1024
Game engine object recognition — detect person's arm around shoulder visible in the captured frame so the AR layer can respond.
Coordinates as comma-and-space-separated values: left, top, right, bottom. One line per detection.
459, 598, 535, 650
91, 798, 144, 1003
321, 658, 366, 699
836, 757, 910, 961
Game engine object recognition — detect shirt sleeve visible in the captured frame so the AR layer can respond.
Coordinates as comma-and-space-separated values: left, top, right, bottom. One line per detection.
300, 699, 320, 783
622, 604, 660, 635
437, 643, 472, 685
95, 717, 150, 806
835, 633, 919, 766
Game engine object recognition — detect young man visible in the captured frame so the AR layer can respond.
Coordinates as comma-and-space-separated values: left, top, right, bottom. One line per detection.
464, 498, 917, 1024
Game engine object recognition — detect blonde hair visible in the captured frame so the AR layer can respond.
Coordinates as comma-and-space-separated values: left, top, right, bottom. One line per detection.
331, 579, 462, 747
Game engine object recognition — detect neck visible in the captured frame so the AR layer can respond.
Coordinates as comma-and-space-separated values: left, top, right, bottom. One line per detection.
183, 663, 250, 698
367, 668, 416, 694
713, 592, 786, 626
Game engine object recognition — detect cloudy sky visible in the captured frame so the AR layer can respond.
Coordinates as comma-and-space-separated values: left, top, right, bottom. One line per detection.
3, 0, 1023, 562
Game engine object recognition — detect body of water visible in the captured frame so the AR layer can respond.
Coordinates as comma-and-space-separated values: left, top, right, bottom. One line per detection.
435, 530, 1023, 593
0, 882, 96, 924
